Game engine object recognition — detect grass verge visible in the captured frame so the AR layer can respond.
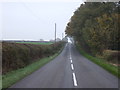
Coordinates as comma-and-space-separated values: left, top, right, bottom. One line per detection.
76, 44, 120, 78
0, 75, 2, 90
2, 46, 63, 89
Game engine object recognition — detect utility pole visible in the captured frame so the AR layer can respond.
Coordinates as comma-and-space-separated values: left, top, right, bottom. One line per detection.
55, 23, 56, 43
62, 33, 63, 40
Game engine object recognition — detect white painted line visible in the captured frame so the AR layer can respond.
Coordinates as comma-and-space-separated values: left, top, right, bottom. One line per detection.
71, 60, 72, 63
72, 72, 78, 87
71, 64, 74, 70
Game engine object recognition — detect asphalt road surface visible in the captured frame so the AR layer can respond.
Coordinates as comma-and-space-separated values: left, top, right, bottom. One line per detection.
10, 43, 118, 88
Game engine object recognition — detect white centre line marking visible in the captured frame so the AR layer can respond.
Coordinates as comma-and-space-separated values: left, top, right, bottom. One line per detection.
72, 72, 78, 87
71, 60, 72, 63
71, 64, 74, 70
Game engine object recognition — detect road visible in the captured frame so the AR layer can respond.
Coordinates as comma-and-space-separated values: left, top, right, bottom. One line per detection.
10, 43, 118, 88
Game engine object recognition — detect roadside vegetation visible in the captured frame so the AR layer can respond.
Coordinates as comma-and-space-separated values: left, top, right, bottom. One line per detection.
76, 44, 119, 78
2, 41, 64, 74
65, 2, 120, 77
2, 49, 63, 89
2, 41, 65, 88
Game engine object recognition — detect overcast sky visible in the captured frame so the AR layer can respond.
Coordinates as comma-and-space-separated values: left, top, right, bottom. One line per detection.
1, 0, 83, 41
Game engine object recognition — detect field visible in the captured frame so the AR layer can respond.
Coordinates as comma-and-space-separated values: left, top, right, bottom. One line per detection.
16, 42, 53, 45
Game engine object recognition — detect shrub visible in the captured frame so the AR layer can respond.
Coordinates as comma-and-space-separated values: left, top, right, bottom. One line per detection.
102, 50, 120, 64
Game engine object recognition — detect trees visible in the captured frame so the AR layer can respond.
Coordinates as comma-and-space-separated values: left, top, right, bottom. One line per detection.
65, 2, 119, 56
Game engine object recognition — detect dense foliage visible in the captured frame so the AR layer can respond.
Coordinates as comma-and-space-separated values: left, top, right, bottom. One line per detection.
2, 41, 64, 74
65, 2, 120, 56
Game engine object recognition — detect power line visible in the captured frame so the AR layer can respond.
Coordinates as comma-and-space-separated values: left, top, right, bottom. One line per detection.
20, 2, 46, 23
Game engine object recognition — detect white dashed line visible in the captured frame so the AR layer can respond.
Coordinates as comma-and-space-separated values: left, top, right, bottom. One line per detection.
71, 64, 74, 70
72, 72, 78, 87
69, 45, 78, 87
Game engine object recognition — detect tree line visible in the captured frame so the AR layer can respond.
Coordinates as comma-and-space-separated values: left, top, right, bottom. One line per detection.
65, 2, 120, 56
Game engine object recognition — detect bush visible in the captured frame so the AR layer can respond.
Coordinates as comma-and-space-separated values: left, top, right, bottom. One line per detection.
102, 50, 120, 64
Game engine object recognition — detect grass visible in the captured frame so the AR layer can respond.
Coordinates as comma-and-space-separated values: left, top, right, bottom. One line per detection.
0, 75, 2, 90
76, 44, 120, 78
16, 42, 53, 45
2, 47, 63, 89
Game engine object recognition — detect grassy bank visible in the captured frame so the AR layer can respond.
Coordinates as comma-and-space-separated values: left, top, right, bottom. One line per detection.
76, 44, 119, 78
2, 46, 63, 89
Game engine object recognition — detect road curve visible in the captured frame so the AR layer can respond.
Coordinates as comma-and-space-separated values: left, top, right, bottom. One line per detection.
10, 43, 118, 88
